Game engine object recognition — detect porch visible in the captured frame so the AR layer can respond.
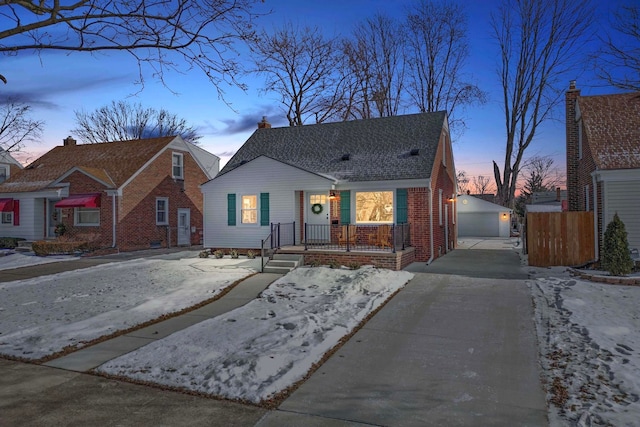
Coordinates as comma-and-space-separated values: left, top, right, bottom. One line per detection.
262, 223, 415, 271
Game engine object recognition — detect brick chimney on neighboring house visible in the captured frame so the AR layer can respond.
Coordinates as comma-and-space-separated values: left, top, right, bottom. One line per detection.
63, 136, 77, 146
565, 80, 581, 211
257, 116, 271, 129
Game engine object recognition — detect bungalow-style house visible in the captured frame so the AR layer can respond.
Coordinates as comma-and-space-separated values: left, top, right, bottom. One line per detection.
566, 81, 640, 257
457, 194, 512, 237
201, 113, 457, 269
0, 136, 219, 251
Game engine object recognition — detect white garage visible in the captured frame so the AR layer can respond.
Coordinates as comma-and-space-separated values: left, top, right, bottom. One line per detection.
457, 195, 512, 237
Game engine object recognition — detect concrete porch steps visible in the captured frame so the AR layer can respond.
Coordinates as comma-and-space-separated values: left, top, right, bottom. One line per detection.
263, 253, 304, 274
14, 241, 34, 253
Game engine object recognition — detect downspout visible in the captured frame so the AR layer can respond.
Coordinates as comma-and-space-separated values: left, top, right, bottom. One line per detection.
592, 172, 599, 262
112, 192, 117, 248
426, 185, 434, 265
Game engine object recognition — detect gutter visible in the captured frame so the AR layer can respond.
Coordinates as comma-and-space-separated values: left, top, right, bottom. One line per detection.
426, 185, 434, 265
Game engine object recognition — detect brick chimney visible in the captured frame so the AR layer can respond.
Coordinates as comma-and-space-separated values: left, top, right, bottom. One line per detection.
565, 80, 581, 211
257, 116, 271, 129
63, 136, 76, 146
556, 187, 561, 202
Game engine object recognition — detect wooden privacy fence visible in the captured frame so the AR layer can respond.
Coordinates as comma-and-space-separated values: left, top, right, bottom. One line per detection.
526, 212, 595, 267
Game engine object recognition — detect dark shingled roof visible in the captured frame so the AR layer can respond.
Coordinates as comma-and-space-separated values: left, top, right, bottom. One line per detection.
218, 112, 447, 182
579, 91, 640, 169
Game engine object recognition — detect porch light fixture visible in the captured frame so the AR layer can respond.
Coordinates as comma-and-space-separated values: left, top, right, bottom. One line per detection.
329, 190, 337, 200
502, 213, 508, 219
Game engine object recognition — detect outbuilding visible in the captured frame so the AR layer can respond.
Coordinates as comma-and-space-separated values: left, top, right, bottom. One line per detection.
457, 194, 512, 237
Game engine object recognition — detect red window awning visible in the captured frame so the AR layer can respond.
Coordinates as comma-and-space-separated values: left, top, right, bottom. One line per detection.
54, 193, 101, 208
0, 198, 14, 212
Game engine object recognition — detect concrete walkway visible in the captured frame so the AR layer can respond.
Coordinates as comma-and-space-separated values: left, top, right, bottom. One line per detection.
257, 241, 547, 426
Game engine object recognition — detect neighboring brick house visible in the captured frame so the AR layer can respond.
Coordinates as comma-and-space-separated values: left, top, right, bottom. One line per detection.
201, 113, 457, 267
566, 81, 640, 257
0, 136, 219, 251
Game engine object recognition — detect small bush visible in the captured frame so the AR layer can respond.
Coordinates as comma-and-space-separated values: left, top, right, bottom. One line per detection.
32, 240, 88, 256
309, 259, 322, 267
601, 213, 634, 276
198, 250, 210, 258
347, 261, 361, 270
0, 237, 26, 249
229, 249, 239, 259
328, 259, 341, 269
246, 250, 256, 259
213, 249, 224, 259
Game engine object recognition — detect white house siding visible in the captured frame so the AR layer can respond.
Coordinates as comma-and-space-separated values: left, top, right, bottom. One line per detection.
603, 180, 640, 250
0, 197, 45, 240
201, 156, 333, 249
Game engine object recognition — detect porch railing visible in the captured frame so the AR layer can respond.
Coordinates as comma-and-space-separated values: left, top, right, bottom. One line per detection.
261, 222, 296, 272
303, 223, 410, 253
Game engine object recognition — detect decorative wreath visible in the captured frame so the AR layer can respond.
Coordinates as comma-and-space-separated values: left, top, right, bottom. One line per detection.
311, 203, 323, 214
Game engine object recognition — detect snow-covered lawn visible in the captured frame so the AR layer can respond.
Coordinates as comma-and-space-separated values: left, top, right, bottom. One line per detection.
0, 250, 76, 271
530, 274, 640, 426
0, 255, 257, 360
97, 266, 413, 405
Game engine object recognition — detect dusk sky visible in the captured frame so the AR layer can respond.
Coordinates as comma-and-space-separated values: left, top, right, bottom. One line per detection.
1, 0, 632, 188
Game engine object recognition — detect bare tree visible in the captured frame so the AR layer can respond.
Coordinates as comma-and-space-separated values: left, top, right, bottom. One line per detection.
0, 99, 44, 152
594, 3, 640, 91
0, 0, 263, 93
250, 23, 343, 126
490, 0, 594, 207
404, 0, 486, 139
73, 101, 200, 144
342, 13, 405, 119
519, 155, 561, 197
472, 175, 494, 195
456, 170, 470, 195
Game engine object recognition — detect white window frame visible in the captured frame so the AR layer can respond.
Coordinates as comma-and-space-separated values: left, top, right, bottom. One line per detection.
354, 191, 394, 224
74, 207, 100, 226
172, 152, 184, 179
241, 194, 258, 224
0, 165, 8, 183
1, 211, 13, 224
156, 197, 169, 225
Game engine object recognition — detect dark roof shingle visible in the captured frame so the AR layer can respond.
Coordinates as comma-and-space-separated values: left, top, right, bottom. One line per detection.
579, 92, 640, 170
218, 112, 447, 182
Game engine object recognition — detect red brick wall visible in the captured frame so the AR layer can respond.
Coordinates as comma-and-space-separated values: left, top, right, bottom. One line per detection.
118, 149, 208, 251
302, 247, 415, 271
566, 86, 581, 211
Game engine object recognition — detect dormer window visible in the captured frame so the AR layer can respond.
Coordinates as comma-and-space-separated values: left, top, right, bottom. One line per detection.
172, 153, 184, 179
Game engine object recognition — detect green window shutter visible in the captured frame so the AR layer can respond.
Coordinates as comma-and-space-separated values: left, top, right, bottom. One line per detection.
396, 189, 408, 224
340, 190, 350, 224
227, 194, 236, 226
260, 193, 270, 226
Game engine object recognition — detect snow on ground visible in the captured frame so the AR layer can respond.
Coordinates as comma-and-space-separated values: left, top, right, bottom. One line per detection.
0, 255, 257, 360
97, 266, 413, 405
530, 275, 640, 427
0, 250, 76, 271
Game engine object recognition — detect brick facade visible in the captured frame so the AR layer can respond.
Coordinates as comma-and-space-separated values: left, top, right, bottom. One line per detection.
56, 148, 208, 252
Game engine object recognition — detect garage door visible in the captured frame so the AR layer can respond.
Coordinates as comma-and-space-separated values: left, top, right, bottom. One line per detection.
458, 212, 499, 237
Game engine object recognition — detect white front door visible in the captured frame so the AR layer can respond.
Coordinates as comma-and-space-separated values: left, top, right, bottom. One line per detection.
307, 193, 330, 242
47, 200, 61, 238
177, 208, 190, 246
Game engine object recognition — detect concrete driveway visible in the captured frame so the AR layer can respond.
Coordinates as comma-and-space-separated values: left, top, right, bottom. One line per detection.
258, 238, 547, 426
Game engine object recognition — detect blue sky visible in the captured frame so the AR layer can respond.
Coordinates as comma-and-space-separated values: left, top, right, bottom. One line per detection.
2, 0, 631, 186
